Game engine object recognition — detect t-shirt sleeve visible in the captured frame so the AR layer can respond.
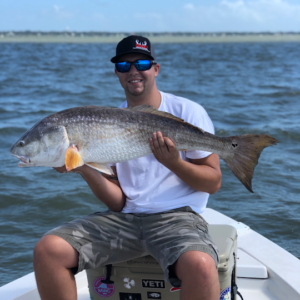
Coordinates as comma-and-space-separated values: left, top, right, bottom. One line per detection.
184, 104, 215, 160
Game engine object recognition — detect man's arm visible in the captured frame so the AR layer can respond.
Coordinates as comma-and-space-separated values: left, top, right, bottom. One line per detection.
54, 165, 126, 212
150, 131, 221, 194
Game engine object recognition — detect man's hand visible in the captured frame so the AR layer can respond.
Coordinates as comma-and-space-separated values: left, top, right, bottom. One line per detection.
149, 131, 221, 194
150, 131, 181, 168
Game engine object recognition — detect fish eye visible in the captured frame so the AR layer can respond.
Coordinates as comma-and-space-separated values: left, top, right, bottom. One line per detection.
19, 140, 25, 147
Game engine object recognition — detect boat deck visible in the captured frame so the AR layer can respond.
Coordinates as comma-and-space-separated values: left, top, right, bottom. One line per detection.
1, 208, 300, 300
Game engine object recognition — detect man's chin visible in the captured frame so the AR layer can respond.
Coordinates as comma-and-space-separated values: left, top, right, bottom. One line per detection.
127, 88, 144, 97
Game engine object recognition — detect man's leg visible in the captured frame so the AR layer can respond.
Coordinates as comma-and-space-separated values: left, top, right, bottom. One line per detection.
175, 251, 220, 300
34, 211, 146, 300
34, 235, 79, 300
142, 208, 219, 300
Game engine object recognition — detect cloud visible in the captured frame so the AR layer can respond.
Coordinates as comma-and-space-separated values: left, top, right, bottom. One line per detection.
53, 5, 62, 12
183, 3, 195, 10
134, 12, 162, 20
3, 0, 299, 32
179, 0, 300, 31
86, 0, 109, 7
53, 4, 74, 18
117, 1, 300, 32
220, 0, 300, 21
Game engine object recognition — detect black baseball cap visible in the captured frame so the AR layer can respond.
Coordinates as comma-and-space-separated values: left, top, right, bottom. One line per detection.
111, 35, 155, 63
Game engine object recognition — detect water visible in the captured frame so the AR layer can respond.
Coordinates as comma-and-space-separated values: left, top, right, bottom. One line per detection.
0, 42, 299, 287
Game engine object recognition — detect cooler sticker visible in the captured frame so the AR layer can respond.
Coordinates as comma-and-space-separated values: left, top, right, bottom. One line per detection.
93, 276, 115, 297
142, 279, 165, 289
124, 278, 136, 289
119, 292, 142, 300
170, 287, 181, 292
220, 286, 231, 300
133, 40, 151, 52
147, 291, 161, 299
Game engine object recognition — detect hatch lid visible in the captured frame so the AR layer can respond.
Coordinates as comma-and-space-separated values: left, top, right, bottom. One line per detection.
237, 249, 268, 279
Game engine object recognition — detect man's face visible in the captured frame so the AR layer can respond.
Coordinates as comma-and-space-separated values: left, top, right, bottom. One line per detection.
115, 53, 160, 98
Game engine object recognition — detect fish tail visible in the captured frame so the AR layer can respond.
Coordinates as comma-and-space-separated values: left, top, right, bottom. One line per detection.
219, 134, 278, 192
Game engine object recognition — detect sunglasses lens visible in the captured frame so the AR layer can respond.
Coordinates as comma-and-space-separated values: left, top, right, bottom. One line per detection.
116, 62, 131, 73
135, 60, 151, 71
116, 60, 153, 72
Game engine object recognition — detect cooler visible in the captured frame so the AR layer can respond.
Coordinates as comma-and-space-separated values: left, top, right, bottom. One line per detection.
86, 224, 238, 300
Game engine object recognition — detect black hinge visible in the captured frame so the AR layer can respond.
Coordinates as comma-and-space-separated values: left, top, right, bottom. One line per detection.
101, 264, 114, 284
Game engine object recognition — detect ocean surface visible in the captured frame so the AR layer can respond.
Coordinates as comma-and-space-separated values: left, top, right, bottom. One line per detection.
0, 42, 299, 287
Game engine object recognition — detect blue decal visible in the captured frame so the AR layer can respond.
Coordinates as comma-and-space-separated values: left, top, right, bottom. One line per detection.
220, 286, 231, 300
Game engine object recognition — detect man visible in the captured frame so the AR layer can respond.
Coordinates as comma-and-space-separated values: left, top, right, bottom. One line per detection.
33, 35, 222, 300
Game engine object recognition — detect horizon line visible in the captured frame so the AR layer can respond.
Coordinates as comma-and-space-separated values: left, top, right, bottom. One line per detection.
1, 31, 300, 34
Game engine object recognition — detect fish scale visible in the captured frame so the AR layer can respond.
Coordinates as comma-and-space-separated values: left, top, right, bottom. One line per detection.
10, 105, 278, 192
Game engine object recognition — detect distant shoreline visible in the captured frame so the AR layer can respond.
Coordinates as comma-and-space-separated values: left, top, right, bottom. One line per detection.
1, 32, 300, 43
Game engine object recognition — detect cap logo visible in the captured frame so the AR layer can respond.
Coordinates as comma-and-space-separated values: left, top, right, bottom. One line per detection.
133, 39, 150, 52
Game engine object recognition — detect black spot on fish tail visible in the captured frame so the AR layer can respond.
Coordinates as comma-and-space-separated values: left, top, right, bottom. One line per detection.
219, 134, 278, 193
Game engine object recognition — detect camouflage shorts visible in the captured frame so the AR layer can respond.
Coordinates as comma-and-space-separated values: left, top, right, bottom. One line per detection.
45, 206, 219, 287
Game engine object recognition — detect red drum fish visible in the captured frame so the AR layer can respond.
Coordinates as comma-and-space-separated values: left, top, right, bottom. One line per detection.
10, 105, 278, 192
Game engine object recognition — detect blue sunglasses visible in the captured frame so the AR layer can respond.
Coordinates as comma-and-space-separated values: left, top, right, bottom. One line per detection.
116, 60, 157, 73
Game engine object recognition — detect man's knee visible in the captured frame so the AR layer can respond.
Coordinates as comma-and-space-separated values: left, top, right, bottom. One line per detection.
175, 251, 218, 284
34, 235, 78, 269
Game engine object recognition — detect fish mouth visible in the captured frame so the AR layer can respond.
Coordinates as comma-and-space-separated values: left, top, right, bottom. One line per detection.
11, 153, 31, 164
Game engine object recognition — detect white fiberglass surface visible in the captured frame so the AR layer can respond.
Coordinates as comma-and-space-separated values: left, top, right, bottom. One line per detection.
237, 278, 280, 300
0, 275, 285, 300
1, 209, 300, 300
237, 249, 268, 279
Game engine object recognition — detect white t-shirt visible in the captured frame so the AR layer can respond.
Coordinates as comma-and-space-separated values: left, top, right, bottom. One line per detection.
116, 91, 215, 214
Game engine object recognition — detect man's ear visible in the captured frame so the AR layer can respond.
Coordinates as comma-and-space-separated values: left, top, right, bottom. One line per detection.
114, 68, 118, 75
154, 63, 160, 77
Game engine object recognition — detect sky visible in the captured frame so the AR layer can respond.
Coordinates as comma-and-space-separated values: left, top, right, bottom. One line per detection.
0, 0, 300, 32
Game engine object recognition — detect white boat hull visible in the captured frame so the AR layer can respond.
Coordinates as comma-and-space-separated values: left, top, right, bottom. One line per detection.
1, 208, 299, 300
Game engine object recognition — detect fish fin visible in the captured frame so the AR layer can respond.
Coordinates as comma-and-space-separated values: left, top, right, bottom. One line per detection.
18, 162, 35, 168
125, 105, 185, 122
125, 105, 206, 134
219, 134, 278, 193
86, 162, 114, 175
65, 145, 84, 171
